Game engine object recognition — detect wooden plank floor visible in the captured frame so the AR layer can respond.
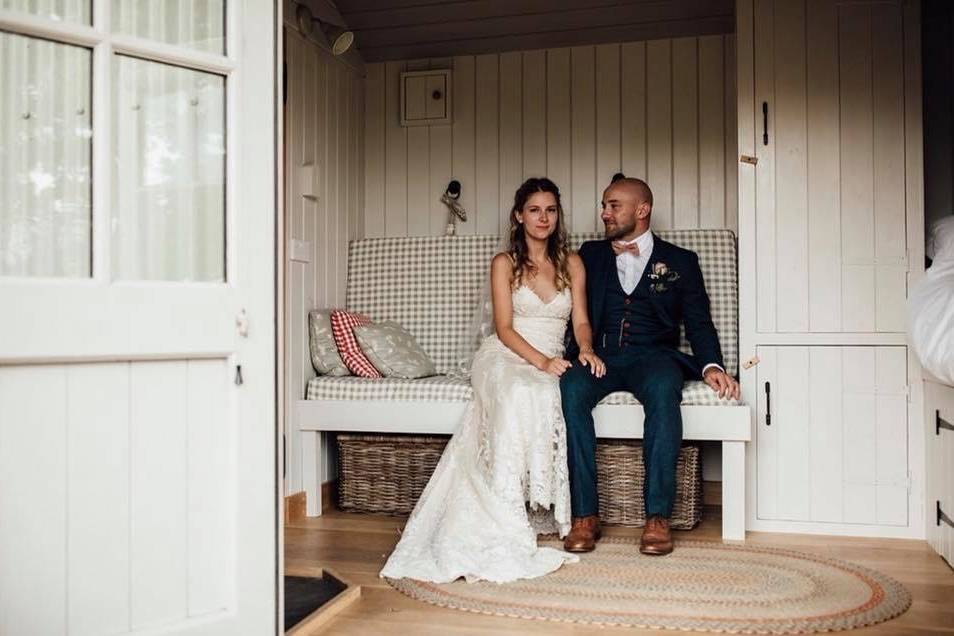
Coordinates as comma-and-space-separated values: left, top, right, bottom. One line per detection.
286, 510, 954, 635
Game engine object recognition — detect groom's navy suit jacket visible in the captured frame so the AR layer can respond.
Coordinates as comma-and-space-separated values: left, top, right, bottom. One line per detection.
566, 235, 725, 381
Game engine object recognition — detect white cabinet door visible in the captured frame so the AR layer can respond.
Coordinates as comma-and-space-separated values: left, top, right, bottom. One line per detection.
0, 3, 277, 635
756, 346, 909, 526
926, 380, 954, 566
753, 0, 910, 334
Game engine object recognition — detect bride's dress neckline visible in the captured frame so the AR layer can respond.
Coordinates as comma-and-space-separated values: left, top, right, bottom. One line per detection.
516, 283, 569, 307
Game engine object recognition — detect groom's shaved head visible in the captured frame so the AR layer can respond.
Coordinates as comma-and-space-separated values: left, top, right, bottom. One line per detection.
601, 177, 654, 240
611, 178, 654, 208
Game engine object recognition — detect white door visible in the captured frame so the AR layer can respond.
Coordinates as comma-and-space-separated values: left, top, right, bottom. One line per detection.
755, 346, 909, 528
0, 2, 277, 635
752, 0, 910, 334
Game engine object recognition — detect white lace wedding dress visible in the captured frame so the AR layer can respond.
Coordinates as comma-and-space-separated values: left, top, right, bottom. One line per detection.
379, 285, 579, 583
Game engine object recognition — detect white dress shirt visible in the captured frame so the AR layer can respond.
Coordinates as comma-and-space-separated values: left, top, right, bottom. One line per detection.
614, 229, 653, 295
612, 229, 724, 377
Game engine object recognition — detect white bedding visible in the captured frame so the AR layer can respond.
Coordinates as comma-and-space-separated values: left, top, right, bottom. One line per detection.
908, 216, 954, 385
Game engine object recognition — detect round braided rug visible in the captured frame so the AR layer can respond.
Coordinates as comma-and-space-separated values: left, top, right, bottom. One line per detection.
385, 537, 911, 634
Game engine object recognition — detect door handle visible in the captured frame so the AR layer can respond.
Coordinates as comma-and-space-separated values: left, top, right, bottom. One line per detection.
762, 102, 769, 145
764, 381, 771, 426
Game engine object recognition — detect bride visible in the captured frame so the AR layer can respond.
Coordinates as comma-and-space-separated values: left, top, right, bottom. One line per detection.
380, 177, 606, 583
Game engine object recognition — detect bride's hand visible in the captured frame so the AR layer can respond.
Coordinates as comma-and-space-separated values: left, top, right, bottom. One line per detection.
578, 351, 606, 378
541, 357, 572, 377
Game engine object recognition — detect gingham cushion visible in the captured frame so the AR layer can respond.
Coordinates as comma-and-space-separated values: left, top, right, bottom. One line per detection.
346, 230, 738, 376
306, 376, 736, 406
330, 310, 381, 378
601, 381, 741, 407
307, 375, 473, 401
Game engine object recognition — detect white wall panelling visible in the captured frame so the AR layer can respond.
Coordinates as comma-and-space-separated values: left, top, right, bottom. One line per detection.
284, 27, 365, 492
364, 36, 739, 237
0, 360, 233, 634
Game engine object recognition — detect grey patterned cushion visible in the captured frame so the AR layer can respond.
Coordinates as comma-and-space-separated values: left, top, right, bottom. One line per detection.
345, 230, 738, 377
308, 310, 349, 376
306, 376, 735, 406
354, 321, 437, 379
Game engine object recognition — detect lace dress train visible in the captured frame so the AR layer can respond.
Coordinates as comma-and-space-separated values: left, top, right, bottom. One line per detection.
379, 286, 578, 583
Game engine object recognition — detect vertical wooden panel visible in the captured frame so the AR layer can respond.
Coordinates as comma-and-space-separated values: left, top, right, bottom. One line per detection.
571, 46, 596, 233
774, 0, 809, 332
406, 128, 430, 237
620, 41, 647, 181
338, 63, 350, 327
285, 31, 304, 496
808, 348, 843, 522
699, 35, 725, 229
875, 347, 908, 525
777, 347, 811, 521
723, 35, 738, 233
807, 0, 842, 332
187, 360, 231, 615
364, 63, 386, 238
451, 55, 476, 235
646, 40, 672, 229
546, 48, 572, 204
522, 50, 547, 179
871, 4, 907, 333
842, 347, 878, 524
840, 5, 876, 332
498, 51, 523, 231
385, 60, 408, 236
756, 346, 778, 520
754, 0, 776, 332
672, 37, 699, 229
429, 126, 453, 236
0, 367, 67, 636
595, 43, 620, 190
68, 364, 130, 634
474, 54, 499, 234
130, 361, 188, 628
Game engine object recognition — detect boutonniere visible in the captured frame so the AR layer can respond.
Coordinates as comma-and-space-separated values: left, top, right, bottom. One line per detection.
647, 261, 680, 293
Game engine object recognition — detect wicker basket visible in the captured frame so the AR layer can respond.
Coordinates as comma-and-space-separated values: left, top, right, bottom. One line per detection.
337, 434, 450, 515
336, 434, 702, 529
596, 440, 702, 529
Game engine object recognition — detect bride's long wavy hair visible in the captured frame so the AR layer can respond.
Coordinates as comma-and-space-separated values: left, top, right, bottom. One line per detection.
507, 177, 571, 291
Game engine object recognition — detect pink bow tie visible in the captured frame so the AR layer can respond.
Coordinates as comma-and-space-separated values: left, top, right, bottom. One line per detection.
612, 241, 639, 256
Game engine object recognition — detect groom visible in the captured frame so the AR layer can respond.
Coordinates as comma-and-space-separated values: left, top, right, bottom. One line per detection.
561, 176, 740, 556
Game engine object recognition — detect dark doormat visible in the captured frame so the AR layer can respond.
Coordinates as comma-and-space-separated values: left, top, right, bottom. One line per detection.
285, 575, 346, 632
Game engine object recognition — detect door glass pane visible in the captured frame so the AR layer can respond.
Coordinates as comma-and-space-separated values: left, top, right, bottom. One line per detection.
112, 56, 225, 282
112, 0, 225, 55
0, 0, 91, 24
0, 33, 92, 278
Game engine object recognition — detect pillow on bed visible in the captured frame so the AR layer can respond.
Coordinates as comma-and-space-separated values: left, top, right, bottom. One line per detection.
308, 310, 350, 376
353, 321, 437, 379
330, 310, 382, 378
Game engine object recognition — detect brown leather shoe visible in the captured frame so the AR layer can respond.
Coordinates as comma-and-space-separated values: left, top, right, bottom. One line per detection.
639, 516, 674, 555
563, 515, 602, 552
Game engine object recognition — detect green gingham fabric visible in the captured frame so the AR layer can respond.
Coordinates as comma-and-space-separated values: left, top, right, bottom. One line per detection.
305, 376, 740, 407
340, 230, 738, 376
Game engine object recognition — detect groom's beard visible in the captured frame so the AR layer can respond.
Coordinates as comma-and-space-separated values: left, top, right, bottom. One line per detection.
604, 219, 636, 240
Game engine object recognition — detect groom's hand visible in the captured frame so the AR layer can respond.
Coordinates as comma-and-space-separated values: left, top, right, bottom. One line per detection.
703, 367, 741, 401
578, 351, 606, 378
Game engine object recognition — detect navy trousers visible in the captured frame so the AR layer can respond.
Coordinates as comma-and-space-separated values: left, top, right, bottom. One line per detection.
560, 346, 684, 519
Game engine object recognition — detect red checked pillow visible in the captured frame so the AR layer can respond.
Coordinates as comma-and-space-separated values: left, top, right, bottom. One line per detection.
330, 310, 382, 378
